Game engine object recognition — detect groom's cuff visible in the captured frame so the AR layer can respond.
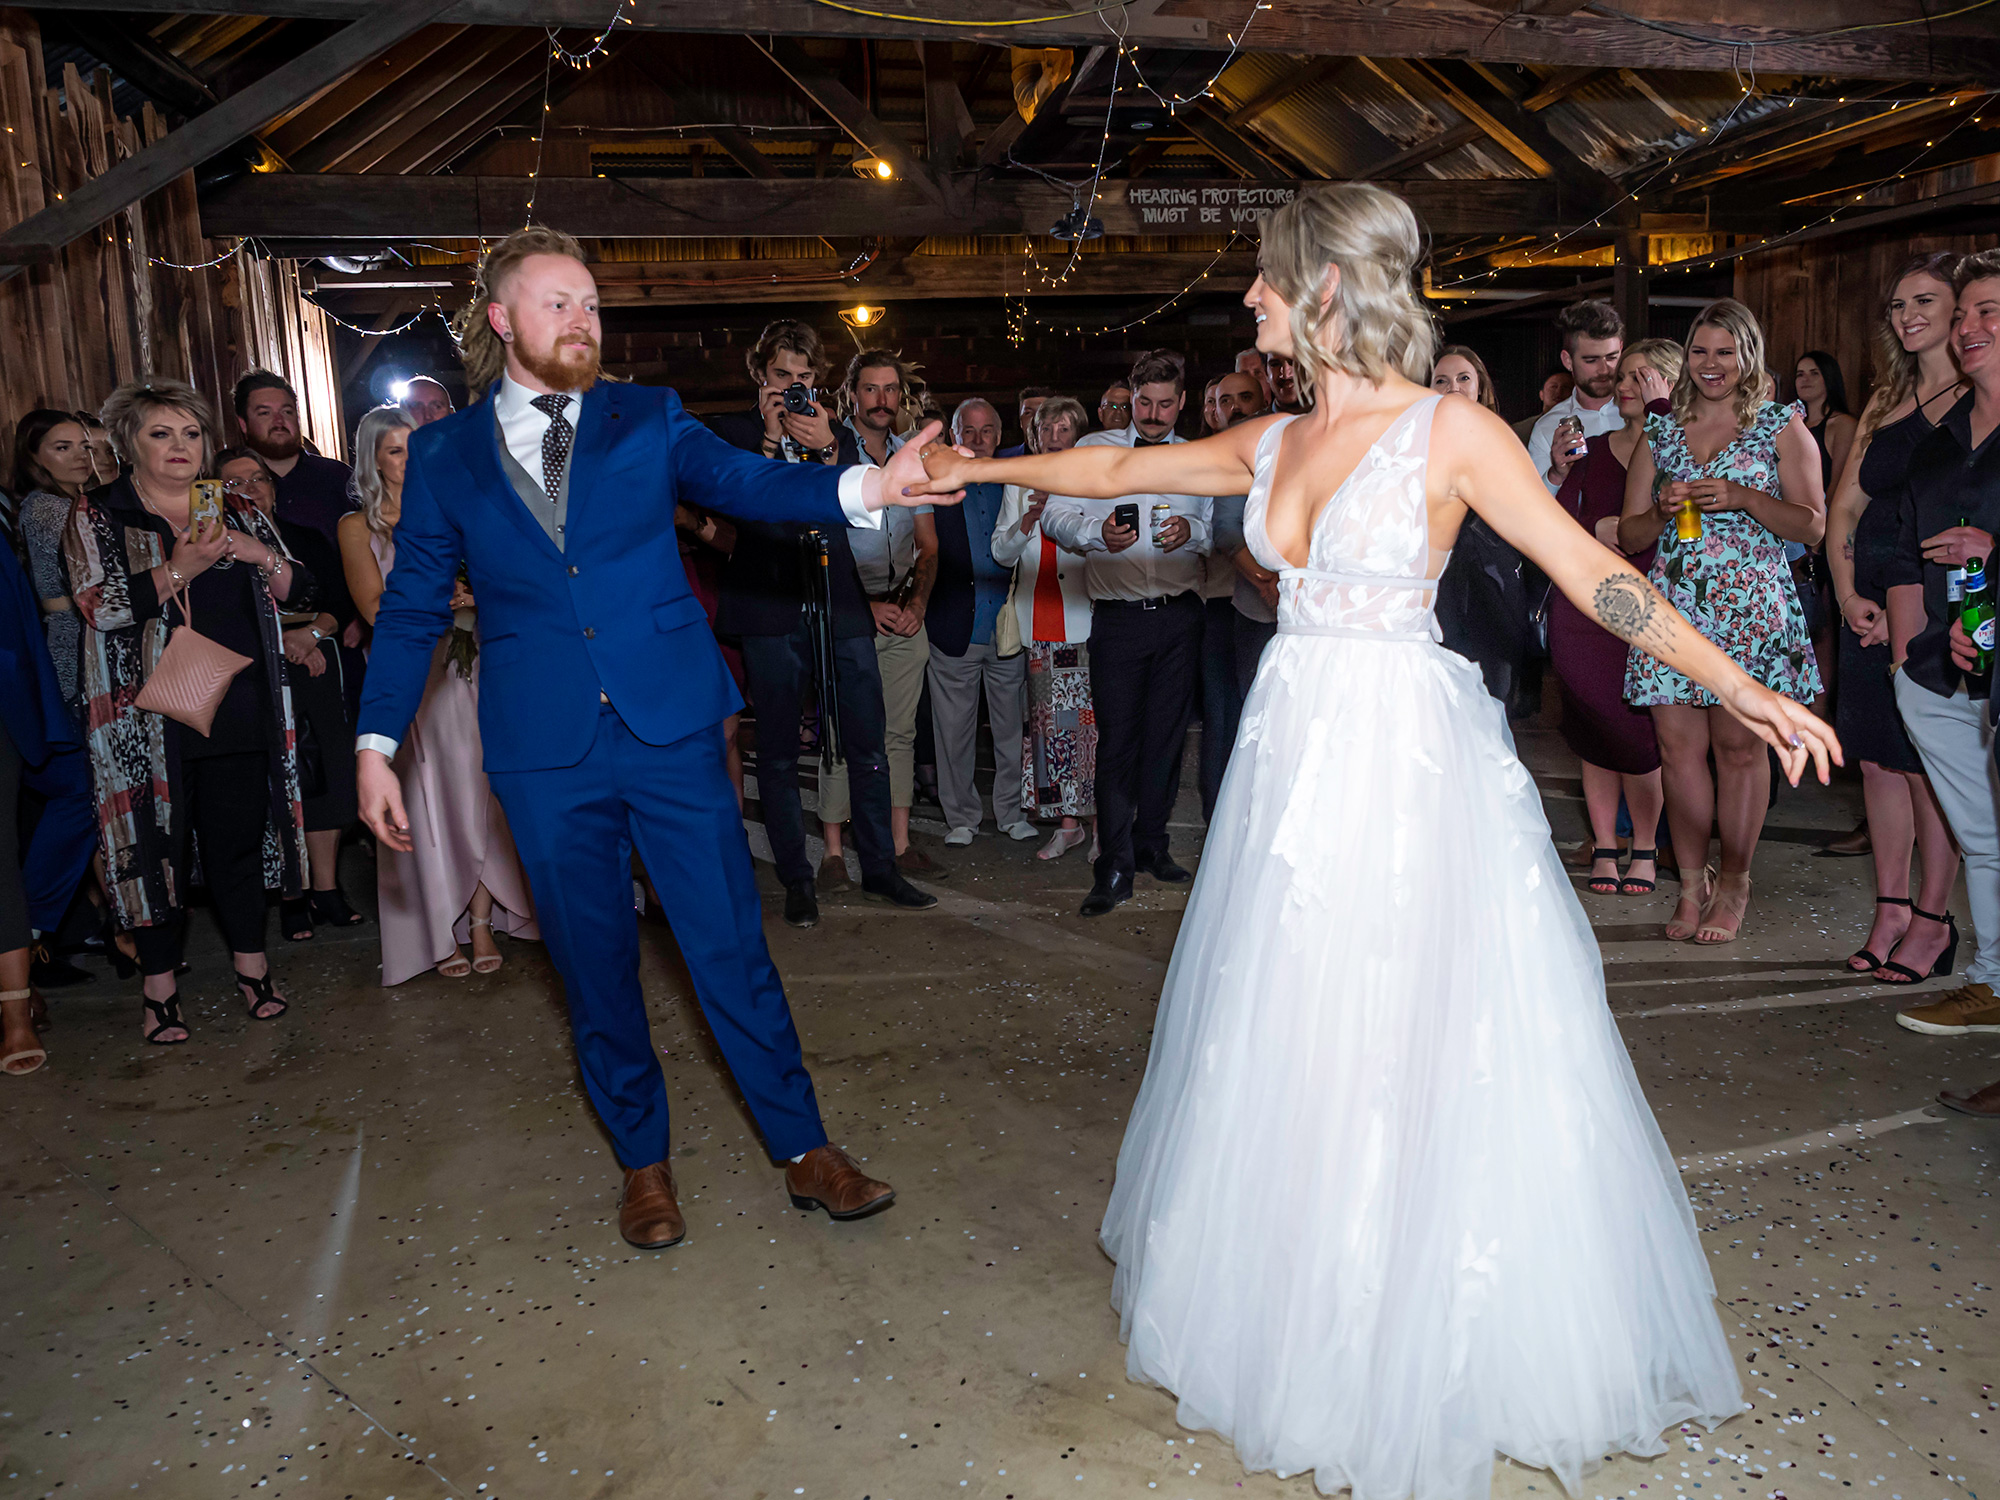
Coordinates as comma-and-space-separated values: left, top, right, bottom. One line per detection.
838, 465, 884, 528
356, 733, 400, 758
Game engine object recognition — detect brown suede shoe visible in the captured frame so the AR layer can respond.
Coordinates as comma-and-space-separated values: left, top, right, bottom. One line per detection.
786, 1145, 895, 1220
1937, 1079, 2000, 1118
619, 1161, 687, 1249
895, 843, 947, 879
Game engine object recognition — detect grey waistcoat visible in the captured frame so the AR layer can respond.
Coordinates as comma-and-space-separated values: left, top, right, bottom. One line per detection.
494, 402, 571, 552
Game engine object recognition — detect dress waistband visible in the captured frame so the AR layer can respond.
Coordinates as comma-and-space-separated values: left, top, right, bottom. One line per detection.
1276, 622, 1434, 642
1279, 566, 1440, 592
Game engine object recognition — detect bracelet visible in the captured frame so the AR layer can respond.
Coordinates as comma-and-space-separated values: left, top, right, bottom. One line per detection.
166, 561, 184, 589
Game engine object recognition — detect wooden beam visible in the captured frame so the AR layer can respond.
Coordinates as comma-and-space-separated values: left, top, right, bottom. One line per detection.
39, 10, 216, 116
200, 173, 1571, 240
1224, 56, 1346, 130
708, 126, 782, 180
750, 35, 945, 205
1611, 207, 1647, 338
263, 24, 465, 157
0, 0, 460, 272
920, 40, 966, 174
30, 0, 1995, 80
291, 26, 530, 173
1355, 121, 1483, 180
1179, 101, 1293, 181
1520, 66, 1610, 111
1412, 58, 1616, 206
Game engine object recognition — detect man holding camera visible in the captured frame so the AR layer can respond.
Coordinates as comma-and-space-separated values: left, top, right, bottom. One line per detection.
709, 321, 935, 929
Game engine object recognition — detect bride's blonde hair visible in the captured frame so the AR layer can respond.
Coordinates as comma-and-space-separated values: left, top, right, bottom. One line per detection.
1255, 183, 1437, 401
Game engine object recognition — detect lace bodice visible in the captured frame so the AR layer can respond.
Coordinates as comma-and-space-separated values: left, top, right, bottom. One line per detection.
1244, 395, 1447, 639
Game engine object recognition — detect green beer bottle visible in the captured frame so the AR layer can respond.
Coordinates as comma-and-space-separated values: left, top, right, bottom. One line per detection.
1946, 515, 1971, 623
1963, 555, 1995, 676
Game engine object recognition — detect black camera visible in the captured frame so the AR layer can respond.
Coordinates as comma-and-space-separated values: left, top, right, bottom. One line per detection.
781, 382, 818, 416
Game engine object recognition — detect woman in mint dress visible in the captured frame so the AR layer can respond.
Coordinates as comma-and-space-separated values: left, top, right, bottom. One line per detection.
1620, 298, 1826, 946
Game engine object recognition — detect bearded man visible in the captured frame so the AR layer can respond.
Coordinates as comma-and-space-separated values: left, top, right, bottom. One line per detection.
353, 226, 953, 1250
235, 370, 353, 547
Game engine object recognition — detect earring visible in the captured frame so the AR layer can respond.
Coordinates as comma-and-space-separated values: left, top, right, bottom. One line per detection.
501, 332, 513, 343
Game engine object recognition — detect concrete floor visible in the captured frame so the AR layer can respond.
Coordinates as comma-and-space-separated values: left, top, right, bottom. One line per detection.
3, 705, 1996, 1500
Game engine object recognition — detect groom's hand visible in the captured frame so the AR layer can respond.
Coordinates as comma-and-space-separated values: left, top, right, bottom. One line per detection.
865, 421, 964, 511
357, 749, 415, 853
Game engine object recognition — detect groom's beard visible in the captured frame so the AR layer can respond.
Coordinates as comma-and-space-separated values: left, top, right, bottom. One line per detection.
517, 332, 602, 393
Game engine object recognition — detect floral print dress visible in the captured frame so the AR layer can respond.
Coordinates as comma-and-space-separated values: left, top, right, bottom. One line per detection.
1624, 399, 1822, 708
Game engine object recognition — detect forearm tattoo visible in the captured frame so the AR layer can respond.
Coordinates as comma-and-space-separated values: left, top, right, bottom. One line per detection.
1592, 571, 1676, 653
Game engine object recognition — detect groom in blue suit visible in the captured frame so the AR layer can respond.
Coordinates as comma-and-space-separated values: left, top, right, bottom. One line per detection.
356, 227, 952, 1249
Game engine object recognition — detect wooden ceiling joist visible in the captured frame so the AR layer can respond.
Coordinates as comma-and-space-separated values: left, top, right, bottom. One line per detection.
292, 26, 534, 173
750, 35, 946, 205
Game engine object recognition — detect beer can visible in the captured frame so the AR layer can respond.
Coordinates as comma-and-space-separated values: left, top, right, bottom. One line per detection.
1151, 502, 1172, 543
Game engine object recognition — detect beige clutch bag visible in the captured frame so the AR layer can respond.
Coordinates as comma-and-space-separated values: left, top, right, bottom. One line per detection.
133, 571, 252, 736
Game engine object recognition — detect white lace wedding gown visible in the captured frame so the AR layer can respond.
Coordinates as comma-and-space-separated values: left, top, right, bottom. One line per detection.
1099, 396, 1743, 1500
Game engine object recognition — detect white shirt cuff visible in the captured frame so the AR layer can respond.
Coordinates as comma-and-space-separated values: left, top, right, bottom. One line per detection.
356, 733, 400, 758
839, 465, 884, 529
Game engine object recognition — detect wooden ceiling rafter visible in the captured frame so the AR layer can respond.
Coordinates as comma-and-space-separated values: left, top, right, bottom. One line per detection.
293, 26, 535, 173
263, 23, 467, 157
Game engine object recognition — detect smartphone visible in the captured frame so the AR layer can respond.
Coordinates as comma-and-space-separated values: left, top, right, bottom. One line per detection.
190, 479, 225, 531
1113, 502, 1141, 533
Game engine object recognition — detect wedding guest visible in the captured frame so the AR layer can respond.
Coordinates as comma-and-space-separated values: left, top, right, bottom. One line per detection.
1512, 368, 1572, 442
217, 447, 363, 942
1549, 339, 1683, 897
1621, 299, 1825, 944
1430, 345, 1497, 409
1532, 300, 1625, 494
1201, 376, 1226, 434
65, 379, 312, 1040
338, 405, 538, 982
13, 409, 97, 725
1795, 351, 1857, 497
1263, 351, 1304, 413
235, 371, 351, 545
1096, 383, 1132, 433
1234, 347, 1273, 408
992, 395, 1095, 860
998, 385, 1057, 457
930, 398, 1033, 846
1196, 370, 1269, 818
1827, 253, 1967, 982
75, 413, 118, 485
398, 376, 454, 428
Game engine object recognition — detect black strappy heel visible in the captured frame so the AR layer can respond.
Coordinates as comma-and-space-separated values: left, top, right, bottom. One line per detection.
1585, 847, 1623, 895
142, 991, 189, 1045
1849, 895, 1911, 973
1876, 906, 1958, 985
1619, 849, 1660, 896
282, 897, 315, 943
235, 969, 289, 1021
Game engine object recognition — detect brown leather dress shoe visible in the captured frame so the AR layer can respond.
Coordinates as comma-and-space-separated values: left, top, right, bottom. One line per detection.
786, 1145, 895, 1220
619, 1161, 687, 1249
1937, 1079, 2000, 1118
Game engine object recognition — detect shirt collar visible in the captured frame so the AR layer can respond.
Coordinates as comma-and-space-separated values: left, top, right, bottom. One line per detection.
498, 374, 573, 419
843, 414, 904, 458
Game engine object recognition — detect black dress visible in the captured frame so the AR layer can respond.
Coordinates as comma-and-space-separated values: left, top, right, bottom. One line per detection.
1837, 404, 1943, 774
274, 518, 360, 830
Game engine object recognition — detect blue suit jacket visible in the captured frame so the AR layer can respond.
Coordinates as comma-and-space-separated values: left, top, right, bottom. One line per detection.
0, 542, 76, 766
358, 382, 853, 773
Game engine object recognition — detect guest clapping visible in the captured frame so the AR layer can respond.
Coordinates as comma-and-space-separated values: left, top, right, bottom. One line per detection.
64, 380, 312, 1040
1620, 300, 1826, 944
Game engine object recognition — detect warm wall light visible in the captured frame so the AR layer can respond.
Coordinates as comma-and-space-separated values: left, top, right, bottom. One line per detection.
838, 304, 887, 329
851, 155, 895, 180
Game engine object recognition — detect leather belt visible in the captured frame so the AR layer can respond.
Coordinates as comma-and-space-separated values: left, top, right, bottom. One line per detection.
1096, 591, 1197, 612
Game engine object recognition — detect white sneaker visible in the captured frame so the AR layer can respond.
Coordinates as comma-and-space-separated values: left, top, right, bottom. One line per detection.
944, 826, 977, 847
1000, 820, 1039, 842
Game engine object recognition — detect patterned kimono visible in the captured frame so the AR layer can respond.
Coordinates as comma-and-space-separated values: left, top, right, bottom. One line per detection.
62, 477, 312, 928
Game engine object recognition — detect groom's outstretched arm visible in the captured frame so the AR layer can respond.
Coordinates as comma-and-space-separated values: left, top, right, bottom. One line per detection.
356, 438, 460, 757
663, 388, 864, 530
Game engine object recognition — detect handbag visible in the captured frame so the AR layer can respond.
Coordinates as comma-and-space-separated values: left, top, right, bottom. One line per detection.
995, 572, 1024, 658
133, 569, 253, 736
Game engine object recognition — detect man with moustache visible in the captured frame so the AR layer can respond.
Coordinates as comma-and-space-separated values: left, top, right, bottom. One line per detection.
1200, 369, 1271, 816
1263, 351, 1305, 414
1530, 299, 1625, 494
354, 226, 951, 1251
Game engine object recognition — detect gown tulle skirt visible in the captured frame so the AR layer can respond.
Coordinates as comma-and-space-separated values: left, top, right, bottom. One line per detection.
377, 640, 539, 986
1100, 631, 1743, 1500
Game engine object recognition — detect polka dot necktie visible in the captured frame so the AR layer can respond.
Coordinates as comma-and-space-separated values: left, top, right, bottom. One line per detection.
530, 392, 575, 498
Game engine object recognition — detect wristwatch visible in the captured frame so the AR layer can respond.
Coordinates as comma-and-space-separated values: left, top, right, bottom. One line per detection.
308, 626, 326, 642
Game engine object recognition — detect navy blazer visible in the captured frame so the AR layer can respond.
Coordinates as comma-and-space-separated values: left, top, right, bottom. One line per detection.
0, 542, 77, 765
358, 382, 854, 773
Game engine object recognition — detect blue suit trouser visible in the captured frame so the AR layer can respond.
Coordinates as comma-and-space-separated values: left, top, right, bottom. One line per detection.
0, 725, 95, 953
489, 706, 829, 1168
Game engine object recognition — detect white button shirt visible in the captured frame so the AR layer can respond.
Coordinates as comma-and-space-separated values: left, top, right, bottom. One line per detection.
1526, 390, 1625, 494
1038, 426, 1212, 603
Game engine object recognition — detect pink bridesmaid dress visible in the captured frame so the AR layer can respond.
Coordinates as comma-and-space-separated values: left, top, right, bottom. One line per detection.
371, 532, 539, 985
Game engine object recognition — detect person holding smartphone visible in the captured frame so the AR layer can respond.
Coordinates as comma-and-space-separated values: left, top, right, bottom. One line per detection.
1038, 349, 1211, 916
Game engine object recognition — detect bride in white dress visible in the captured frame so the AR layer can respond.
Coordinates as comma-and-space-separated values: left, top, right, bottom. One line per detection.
915, 183, 1839, 1500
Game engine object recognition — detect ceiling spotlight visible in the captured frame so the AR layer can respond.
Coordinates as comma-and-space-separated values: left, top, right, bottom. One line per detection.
839, 304, 887, 329
1051, 202, 1104, 241
852, 155, 895, 180
1131, 118, 1156, 132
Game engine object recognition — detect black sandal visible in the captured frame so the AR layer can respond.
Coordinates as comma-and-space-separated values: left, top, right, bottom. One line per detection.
1585, 847, 1623, 895
1876, 906, 1958, 985
142, 991, 189, 1045
1849, 895, 1910, 973
282, 897, 315, 943
1619, 848, 1660, 896
235, 969, 289, 1021
309, 888, 366, 928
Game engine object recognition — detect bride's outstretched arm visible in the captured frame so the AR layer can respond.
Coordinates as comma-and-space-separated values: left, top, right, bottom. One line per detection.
1433, 397, 1841, 786
905, 413, 1273, 500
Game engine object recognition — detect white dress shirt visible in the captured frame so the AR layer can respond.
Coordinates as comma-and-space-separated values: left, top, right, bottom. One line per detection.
357, 378, 884, 758
1038, 426, 1212, 603
1526, 390, 1624, 494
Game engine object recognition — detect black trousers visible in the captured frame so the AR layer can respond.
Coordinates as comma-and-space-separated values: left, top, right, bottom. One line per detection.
1197, 596, 1246, 822
133, 750, 272, 976
739, 625, 895, 888
1087, 591, 1204, 884
1234, 613, 1277, 701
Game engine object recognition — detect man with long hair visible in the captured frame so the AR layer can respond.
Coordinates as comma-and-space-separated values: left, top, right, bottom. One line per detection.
354, 226, 951, 1250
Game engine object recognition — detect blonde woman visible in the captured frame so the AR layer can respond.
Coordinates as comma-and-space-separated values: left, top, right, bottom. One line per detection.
915, 182, 1834, 1500
338, 405, 538, 982
1620, 298, 1826, 943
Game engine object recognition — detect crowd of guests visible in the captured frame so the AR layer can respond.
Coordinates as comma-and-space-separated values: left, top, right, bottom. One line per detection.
4, 256, 1998, 1119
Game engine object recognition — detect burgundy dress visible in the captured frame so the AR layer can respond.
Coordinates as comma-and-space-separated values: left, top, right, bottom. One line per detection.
1549, 435, 1661, 775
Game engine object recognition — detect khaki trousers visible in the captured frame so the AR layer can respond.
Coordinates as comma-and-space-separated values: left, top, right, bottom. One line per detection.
821, 625, 928, 823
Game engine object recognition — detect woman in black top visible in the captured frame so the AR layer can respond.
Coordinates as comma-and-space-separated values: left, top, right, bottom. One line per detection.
219, 447, 363, 941
1826, 254, 1967, 984
63, 380, 313, 1043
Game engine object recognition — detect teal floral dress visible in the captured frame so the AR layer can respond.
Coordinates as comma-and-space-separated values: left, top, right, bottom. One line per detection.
1625, 399, 1822, 708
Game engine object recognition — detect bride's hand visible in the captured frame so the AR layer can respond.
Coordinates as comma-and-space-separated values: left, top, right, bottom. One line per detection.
1722, 678, 1841, 786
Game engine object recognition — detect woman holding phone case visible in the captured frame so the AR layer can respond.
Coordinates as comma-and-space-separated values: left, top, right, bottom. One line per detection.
63, 379, 313, 1044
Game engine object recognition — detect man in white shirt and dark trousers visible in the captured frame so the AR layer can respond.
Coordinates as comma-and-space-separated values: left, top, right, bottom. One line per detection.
1041, 350, 1211, 917
1527, 299, 1625, 494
